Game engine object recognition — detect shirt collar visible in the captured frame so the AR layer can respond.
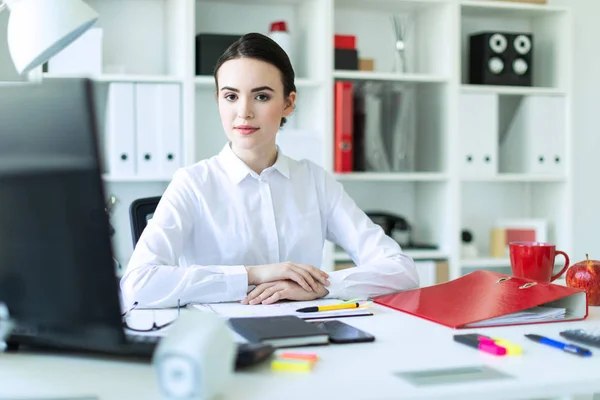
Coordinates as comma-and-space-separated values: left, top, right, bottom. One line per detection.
218, 143, 290, 184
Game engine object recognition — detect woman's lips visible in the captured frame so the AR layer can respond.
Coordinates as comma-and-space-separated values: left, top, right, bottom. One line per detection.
235, 126, 258, 135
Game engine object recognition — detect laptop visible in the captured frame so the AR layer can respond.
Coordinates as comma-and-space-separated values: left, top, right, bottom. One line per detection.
0, 78, 272, 365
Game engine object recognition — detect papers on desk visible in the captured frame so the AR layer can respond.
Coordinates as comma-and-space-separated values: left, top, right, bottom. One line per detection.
191, 299, 373, 320
465, 306, 566, 328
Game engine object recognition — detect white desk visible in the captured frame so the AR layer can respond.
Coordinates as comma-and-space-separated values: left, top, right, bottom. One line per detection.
2, 305, 600, 400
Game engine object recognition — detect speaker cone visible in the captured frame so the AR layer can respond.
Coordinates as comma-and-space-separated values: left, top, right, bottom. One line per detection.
489, 33, 508, 53
488, 57, 505, 75
512, 58, 529, 75
514, 35, 532, 55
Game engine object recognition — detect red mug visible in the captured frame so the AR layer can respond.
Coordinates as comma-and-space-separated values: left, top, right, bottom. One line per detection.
509, 241, 570, 282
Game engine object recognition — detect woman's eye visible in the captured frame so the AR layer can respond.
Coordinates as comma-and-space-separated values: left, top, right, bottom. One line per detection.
255, 94, 270, 101
224, 94, 237, 101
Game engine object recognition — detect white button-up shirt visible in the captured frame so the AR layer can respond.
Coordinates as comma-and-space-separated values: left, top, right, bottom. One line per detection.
121, 144, 418, 308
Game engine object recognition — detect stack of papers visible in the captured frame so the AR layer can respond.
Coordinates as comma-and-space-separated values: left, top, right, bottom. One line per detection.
465, 306, 566, 328
191, 299, 372, 320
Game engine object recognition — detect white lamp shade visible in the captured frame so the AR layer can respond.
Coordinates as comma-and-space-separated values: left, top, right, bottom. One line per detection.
7, 0, 99, 74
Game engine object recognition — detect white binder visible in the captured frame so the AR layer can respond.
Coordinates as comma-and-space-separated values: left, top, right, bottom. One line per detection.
500, 95, 566, 175
459, 93, 498, 177
105, 83, 136, 177
157, 84, 183, 177
135, 83, 161, 177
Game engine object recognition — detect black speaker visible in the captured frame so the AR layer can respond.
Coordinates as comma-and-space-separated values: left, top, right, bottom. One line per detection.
468, 32, 533, 86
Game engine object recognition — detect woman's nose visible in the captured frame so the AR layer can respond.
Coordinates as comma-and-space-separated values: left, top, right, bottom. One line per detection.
237, 100, 254, 119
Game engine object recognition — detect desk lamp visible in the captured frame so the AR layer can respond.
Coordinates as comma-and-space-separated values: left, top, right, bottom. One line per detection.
0, 0, 98, 74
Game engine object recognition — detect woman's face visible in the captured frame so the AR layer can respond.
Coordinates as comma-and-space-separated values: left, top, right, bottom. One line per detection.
216, 57, 295, 155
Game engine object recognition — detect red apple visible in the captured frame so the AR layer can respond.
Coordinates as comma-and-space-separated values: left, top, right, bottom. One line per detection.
566, 254, 600, 306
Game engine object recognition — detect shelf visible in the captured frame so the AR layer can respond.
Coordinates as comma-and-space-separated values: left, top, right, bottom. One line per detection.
461, 174, 567, 183
195, 76, 321, 89
196, 0, 302, 4
42, 73, 183, 83
195, 76, 214, 86
334, 249, 449, 262
335, 172, 448, 182
336, 0, 447, 13
461, 84, 566, 96
102, 174, 173, 183
334, 70, 447, 84
461, 257, 511, 268
460, 1, 569, 17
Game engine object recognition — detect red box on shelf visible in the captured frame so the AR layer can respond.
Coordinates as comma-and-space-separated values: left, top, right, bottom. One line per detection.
334, 34, 356, 50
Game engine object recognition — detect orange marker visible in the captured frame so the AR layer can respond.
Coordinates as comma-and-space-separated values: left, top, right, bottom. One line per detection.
277, 352, 319, 363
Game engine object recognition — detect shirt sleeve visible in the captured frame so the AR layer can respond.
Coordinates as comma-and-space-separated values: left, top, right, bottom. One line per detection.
316, 168, 420, 300
120, 169, 249, 309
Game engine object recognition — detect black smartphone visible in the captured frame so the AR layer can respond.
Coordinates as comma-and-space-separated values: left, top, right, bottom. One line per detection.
314, 320, 375, 344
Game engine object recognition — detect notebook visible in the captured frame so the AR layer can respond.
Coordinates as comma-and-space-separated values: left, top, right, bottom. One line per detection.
228, 315, 330, 348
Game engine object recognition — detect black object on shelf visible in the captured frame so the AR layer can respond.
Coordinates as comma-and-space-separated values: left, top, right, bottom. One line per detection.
366, 211, 437, 250
195, 33, 241, 76
468, 31, 533, 86
461, 229, 473, 244
334, 48, 358, 70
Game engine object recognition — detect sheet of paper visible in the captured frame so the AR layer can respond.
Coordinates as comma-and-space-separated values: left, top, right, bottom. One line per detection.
190, 299, 372, 320
465, 306, 566, 327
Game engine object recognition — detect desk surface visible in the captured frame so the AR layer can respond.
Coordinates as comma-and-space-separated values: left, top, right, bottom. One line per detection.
2, 305, 600, 400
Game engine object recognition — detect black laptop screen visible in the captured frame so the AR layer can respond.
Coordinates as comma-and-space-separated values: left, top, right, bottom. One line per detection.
0, 79, 123, 335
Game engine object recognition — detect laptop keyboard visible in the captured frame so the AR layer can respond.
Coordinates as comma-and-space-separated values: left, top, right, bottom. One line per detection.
125, 334, 161, 345
9, 326, 274, 368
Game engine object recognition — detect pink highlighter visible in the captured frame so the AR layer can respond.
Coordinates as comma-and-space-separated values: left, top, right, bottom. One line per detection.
453, 334, 507, 356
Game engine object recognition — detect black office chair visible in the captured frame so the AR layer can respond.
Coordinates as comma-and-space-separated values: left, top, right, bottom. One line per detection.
129, 196, 161, 246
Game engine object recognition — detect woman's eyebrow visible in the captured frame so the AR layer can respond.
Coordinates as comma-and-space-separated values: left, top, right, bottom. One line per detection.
219, 86, 275, 93
251, 86, 274, 93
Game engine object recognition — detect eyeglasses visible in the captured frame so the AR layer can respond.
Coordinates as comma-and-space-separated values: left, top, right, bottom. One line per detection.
121, 300, 181, 333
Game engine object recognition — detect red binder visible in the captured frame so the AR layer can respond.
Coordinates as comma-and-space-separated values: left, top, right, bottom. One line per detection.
373, 270, 588, 329
334, 81, 353, 172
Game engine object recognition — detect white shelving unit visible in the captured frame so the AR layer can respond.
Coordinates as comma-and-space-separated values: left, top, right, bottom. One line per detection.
2, 0, 569, 280
457, 0, 572, 279
333, 70, 447, 83
335, 249, 450, 262
461, 84, 566, 96
334, 172, 449, 182
42, 73, 184, 84
101, 174, 174, 183
461, 257, 511, 268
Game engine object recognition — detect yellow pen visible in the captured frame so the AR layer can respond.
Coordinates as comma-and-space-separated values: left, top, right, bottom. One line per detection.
296, 302, 361, 313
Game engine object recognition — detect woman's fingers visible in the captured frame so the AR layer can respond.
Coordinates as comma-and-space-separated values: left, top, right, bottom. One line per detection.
287, 266, 317, 291
243, 282, 276, 304
249, 285, 280, 305
296, 263, 330, 286
261, 290, 282, 305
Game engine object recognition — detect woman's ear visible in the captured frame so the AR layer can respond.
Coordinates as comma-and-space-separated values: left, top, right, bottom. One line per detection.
283, 92, 297, 117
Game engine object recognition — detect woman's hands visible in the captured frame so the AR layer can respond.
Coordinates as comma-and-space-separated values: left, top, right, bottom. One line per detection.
241, 280, 329, 305
245, 262, 329, 292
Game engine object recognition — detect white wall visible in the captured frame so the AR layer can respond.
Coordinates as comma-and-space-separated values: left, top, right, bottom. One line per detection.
549, 0, 600, 262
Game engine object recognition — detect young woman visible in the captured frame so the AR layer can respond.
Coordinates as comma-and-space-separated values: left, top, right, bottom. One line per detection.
120, 33, 419, 308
